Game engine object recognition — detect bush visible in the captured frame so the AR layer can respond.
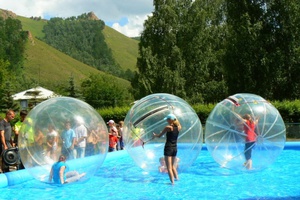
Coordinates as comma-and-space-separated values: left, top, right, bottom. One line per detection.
192, 103, 216, 123
97, 106, 131, 123
272, 100, 300, 123
97, 100, 300, 125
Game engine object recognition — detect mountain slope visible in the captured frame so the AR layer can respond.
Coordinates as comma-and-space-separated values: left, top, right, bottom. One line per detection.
16, 16, 46, 38
17, 15, 139, 73
23, 35, 131, 89
102, 26, 139, 71
14, 15, 135, 91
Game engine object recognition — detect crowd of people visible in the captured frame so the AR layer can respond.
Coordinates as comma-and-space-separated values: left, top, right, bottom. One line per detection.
0, 110, 123, 173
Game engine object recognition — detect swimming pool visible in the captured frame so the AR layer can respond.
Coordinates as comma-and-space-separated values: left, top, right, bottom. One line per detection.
1, 142, 299, 200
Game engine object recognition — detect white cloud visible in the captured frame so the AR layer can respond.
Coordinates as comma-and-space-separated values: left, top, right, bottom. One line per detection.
0, 0, 153, 37
112, 14, 150, 37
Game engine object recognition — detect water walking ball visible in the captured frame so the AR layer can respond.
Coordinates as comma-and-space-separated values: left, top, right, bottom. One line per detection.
205, 93, 286, 171
123, 93, 203, 172
18, 97, 108, 184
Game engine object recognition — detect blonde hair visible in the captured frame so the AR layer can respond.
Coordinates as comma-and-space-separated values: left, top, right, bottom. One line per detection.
172, 119, 181, 127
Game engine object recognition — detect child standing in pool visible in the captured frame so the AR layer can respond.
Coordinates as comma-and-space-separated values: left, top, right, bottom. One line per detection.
153, 113, 181, 185
242, 114, 259, 170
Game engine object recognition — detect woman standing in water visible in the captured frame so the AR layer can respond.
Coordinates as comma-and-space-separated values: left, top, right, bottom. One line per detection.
242, 114, 259, 170
153, 113, 181, 185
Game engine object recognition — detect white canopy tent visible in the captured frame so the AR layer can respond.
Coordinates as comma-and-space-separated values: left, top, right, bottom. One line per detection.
12, 86, 59, 109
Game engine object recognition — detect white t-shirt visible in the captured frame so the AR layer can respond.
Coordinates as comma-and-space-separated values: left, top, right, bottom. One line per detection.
47, 130, 58, 149
74, 124, 87, 147
47, 130, 58, 142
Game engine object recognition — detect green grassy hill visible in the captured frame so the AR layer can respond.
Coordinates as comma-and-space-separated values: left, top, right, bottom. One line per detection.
23, 36, 131, 89
102, 26, 139, 71
12, 15, 139, 93
17, 16, 46, 38
17, 15, 139, 73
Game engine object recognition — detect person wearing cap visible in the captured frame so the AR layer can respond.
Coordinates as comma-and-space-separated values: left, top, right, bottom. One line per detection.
153, 113, 181, 185
49, 155, 85, 184
107, 120, 118, 152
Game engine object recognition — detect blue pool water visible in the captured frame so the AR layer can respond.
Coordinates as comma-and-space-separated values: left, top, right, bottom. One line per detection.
1, 143, 299, 200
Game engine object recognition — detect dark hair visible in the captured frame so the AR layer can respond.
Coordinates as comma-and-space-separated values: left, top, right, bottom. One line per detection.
20, 110, 28, 116
59, 155, 66, 162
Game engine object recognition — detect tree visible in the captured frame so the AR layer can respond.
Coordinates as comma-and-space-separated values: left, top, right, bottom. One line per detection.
224, 0, 266, 96
0, 17, 27, 71
81, 74, 133, 108
181, 0, 227, 103
0, 81, 19, 113
136, 0, 189, 99
136, 0, 227, 102
224, 0, 300, 100
67, 75, 81, 98
262, 0, 300, 99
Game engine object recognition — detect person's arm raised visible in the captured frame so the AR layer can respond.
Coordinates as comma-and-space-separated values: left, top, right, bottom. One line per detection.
153, 126, 170, 138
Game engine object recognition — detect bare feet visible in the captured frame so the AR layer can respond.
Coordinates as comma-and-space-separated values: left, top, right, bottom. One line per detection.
244, 160, 252, 170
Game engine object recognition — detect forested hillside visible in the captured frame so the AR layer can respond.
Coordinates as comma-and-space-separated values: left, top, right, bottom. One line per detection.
0, 10, 136, 109
41, 12, 131, 79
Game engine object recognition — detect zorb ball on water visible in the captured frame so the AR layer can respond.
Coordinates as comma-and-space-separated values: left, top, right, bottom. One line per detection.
205, 93, 286, 171
18, 97, 108, 183
123, 93, 203, 172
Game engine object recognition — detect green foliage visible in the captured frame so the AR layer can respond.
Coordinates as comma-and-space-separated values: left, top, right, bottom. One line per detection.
136, 0, 188, 98
81, 74, 134, 108
137, 0, 300, 102
136, 0, 228, 102
97, 100, 300, 128
97, 106, 131, 123
192, 103, 216, 122
66, 75, 82, 98
272, 100, 300, 123
42, 13, 123, 78
0, 82, 19, 113
0, 17, 27, 71
0, 59, 10, 85
0, 60, 24, 115
224, 0, 300, 100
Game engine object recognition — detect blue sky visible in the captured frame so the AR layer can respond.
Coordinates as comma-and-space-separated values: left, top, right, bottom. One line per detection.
106, 17, 129, 27
0, 0, 153, 37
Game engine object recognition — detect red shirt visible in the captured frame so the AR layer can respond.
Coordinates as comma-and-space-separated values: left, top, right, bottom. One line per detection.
109, 134, 118, 148
244, 120, 256, 142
